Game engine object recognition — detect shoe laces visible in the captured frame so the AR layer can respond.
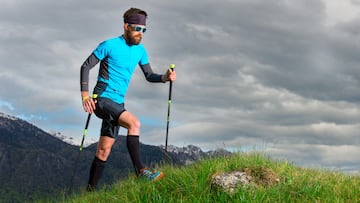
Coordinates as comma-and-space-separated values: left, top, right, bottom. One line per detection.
141, 169, 153, 178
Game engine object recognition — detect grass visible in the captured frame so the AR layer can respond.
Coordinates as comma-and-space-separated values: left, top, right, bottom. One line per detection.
40, 152, 360, 203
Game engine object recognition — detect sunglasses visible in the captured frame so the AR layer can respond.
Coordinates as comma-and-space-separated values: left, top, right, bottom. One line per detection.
128, 24, 147, 33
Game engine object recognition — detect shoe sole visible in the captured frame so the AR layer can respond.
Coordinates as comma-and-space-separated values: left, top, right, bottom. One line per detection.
151, 172, 164, 182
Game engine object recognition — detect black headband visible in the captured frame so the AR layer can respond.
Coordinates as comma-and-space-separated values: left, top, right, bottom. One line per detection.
124, 14, 146, 26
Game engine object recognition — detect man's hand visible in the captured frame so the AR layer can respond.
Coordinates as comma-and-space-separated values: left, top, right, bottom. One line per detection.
81, 92, 96, 113
162, 69, 176, 82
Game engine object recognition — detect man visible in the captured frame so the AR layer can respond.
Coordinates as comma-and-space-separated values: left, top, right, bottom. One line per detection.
80, 7, 176, 191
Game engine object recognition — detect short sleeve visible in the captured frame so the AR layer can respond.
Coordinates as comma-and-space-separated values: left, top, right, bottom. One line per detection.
139, 46, 149, 65
93, 41, 109, 61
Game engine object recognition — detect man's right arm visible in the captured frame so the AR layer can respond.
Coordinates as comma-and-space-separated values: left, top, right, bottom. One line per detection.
80, 53, 100, 93
80, 53, 99, 113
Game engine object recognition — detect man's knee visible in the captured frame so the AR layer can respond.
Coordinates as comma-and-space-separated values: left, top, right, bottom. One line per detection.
96, 135, 115, 161
130, 119, 141, 130
118, 111, 141, 132
96, 147, 111, 161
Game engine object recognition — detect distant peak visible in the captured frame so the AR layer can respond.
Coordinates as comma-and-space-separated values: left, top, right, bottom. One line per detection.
0, 112, 18, 121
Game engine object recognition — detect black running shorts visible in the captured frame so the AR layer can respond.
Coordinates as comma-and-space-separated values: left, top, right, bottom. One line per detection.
94, 97, 126, 138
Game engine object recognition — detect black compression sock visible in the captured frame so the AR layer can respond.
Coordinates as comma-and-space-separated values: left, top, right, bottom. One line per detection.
87, 156, 106, 191
126, 135, 145, 175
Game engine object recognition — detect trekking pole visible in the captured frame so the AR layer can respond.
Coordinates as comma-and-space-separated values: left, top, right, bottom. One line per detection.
69, 93, 97, 193
69, 113, 92, 193
165, 64, 175, 152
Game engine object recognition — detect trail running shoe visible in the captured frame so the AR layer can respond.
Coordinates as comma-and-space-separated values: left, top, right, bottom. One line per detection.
140, 169, 164, 182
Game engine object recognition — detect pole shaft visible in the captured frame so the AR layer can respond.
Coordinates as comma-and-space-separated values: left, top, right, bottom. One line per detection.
165, 81, 172, 152
69, 113, 92, 193
79, 113, 92, 151
165, 66, 174, 152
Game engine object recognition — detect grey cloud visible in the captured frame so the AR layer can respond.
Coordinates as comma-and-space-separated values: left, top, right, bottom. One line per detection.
1, 0, 360, 174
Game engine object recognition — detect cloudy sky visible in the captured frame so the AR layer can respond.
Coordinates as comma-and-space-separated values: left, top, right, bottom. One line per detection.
1, 0, 360, 174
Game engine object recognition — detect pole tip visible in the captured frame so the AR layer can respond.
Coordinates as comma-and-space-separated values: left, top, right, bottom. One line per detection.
169, 64, 175, 69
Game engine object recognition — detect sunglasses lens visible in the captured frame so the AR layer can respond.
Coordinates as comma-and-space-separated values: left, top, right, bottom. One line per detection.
135, 26, 146, 33
129, 25, 146, 33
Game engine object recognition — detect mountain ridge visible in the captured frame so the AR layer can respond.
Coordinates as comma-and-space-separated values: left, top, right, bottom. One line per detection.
0, 112, 230, 202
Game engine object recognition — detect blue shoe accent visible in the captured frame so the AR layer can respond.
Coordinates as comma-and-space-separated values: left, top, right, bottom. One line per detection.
140, 169, 164, 182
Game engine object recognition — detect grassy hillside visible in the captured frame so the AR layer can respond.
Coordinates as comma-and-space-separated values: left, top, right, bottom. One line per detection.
41, 152, 359, 203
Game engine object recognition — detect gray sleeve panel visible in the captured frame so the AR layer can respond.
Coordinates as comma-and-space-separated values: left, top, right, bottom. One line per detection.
140, 63, 165, 83
80, 53, 100, 91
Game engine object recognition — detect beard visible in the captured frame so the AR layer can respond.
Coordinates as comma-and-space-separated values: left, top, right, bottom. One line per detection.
124, 31, 142, 45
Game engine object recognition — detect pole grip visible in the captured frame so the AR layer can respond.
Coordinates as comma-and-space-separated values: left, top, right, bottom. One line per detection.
168, 64, 175, 100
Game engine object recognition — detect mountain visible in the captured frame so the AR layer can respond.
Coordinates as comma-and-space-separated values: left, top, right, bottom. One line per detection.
0, 112, 230, 202
163, 144, 232, 165
49, 131, 97, 147
0, 113, 79, 202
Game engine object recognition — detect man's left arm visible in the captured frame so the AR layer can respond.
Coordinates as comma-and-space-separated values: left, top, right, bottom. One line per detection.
140, 63, 176, 83
140, 63, 165, 82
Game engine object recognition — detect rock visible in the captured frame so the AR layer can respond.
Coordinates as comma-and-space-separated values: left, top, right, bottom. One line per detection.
211, 171, 252, 194
211, 167, 280, 194
244, 167, 280, 187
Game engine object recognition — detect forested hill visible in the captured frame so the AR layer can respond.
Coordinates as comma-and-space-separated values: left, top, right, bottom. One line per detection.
0, 112, 230, 202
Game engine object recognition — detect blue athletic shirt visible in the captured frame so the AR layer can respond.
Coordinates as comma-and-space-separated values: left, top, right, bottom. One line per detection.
93, 36, 149, 104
